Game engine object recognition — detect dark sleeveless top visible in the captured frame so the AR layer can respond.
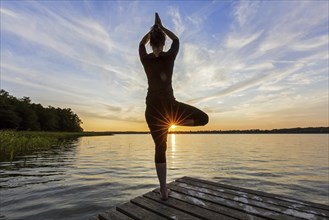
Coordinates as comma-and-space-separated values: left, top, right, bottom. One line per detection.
139, 39, 179, 104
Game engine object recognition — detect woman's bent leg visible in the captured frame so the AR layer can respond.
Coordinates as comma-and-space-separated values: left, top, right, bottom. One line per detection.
171, 101, 208, 126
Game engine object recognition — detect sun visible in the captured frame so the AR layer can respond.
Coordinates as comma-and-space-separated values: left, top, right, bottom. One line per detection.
170, 124, 177, 129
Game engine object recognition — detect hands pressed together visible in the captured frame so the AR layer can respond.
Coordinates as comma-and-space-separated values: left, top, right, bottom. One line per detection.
140, 12, 178, 46
155, 12, 163, 29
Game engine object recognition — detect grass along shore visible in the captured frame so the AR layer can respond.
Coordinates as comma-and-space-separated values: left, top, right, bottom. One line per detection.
0, 130, 113, 161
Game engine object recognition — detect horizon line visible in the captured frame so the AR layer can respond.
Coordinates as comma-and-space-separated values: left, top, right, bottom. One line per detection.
84, 126, 329, 133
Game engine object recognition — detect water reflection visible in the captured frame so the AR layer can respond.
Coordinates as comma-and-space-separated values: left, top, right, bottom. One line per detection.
0, 140, 79, 220
170, 133, 176, 152
0, 140, 79, 189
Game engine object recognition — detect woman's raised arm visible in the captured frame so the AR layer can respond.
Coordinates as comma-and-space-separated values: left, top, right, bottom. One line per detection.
140, 31, 151, 45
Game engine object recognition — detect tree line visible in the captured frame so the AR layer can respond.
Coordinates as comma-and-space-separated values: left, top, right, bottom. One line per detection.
0, 90, 83, 132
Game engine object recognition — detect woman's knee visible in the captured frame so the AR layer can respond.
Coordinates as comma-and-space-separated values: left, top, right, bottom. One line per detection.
202, 112, 209, 125
195, 111, 208, 126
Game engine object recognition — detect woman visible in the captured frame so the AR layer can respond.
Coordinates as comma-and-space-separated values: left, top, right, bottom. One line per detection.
139, 13, 208, 200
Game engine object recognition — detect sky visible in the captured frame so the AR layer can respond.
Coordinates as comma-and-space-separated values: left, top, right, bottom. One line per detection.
0, 0, 328, 131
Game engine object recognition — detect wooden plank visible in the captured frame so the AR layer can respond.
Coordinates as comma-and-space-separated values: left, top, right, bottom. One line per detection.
173, 180, 328, 219
116, 202, 167, 220
177, 178, 329, 218
89, 215, 99, 220
144, 191, 237, 220
183, 176, 329, 211
149, 190, 264, 220
168, 183, 301, 220
97, 208, 132, 220
131, 196, 200, 220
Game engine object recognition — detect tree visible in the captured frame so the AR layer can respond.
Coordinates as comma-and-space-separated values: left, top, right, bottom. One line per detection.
0, 90, 21, 129
15, 97, 40, 130
56, 108, 83, 132
0, 90, 83, 132
31, 104, 59, 131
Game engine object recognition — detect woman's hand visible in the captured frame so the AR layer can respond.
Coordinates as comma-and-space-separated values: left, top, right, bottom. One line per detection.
155, 13, 163, 28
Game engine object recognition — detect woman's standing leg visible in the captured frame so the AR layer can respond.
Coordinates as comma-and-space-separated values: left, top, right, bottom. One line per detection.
146, 105, 170, 200
149, 125, 169, 200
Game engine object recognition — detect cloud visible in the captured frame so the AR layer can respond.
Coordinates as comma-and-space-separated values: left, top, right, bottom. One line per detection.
188, 70, 271, 104
232, 1, 261, 28
1, 63, 86, 99
104, 104, 122, 112
291, 36, 328, 51
225, 30, 263, 49
0, 7, 18, 17
168, 6, 185, 36
79, 108, 144, 124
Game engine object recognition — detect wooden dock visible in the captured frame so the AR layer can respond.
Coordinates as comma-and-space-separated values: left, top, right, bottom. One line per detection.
92, 176, 329, 220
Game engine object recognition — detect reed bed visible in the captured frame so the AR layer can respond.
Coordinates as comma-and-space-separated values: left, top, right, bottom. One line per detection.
0, 130, 113, 161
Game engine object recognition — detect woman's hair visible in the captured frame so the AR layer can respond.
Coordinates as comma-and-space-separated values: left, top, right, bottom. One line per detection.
150, 25, 166, 48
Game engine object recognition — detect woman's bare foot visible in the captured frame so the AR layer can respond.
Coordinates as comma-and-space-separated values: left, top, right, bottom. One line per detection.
160, 187, 170, 200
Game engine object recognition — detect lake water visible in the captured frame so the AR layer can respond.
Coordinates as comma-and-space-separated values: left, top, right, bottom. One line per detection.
0, 134, 328, 219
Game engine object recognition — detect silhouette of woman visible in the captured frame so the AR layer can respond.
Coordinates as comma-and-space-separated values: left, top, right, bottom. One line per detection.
139, 13, 208, 200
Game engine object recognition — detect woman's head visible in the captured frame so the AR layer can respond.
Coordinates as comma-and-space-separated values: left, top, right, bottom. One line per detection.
150, 25, 165, 48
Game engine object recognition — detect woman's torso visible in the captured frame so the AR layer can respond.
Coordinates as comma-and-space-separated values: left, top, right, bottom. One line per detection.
139, 39, 179, 104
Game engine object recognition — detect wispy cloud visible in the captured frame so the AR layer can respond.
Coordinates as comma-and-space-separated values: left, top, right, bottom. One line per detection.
168, 6, 185, 36
178, 1, 328, 101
